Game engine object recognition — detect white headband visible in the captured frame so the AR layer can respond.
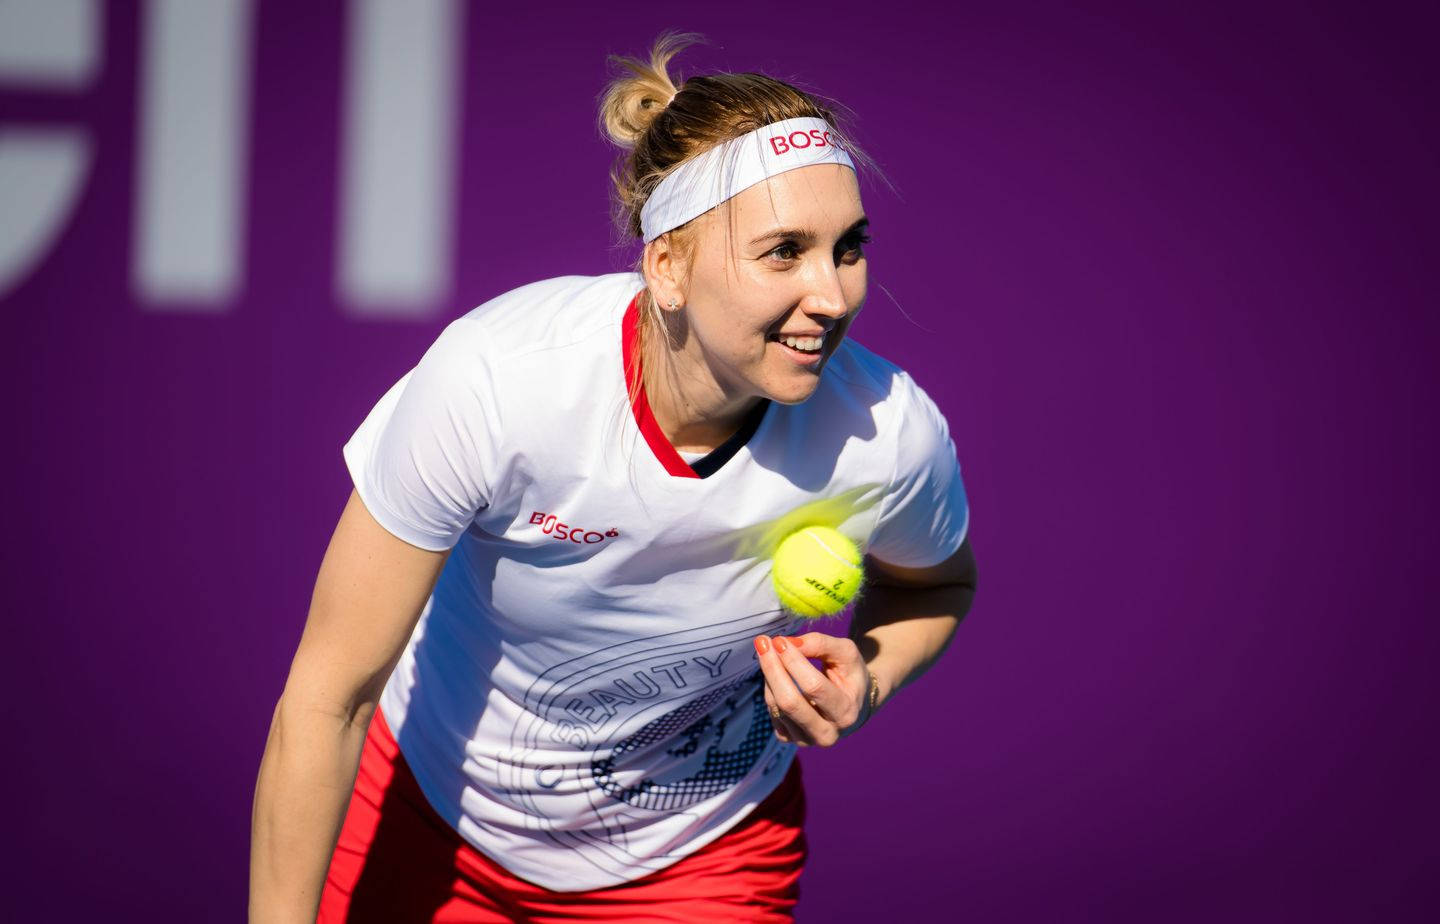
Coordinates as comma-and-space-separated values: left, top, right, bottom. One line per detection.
640, 116, 857, 244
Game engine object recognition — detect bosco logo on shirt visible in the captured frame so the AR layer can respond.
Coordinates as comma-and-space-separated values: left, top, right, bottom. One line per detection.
529, 510, 620, 545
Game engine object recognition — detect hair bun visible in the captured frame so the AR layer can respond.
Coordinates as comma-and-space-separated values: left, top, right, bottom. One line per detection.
598, 30, 701, 149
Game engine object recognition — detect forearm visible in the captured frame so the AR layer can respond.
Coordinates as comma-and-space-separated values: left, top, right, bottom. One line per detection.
847, 578, 975, 711
249, 696, 375, 924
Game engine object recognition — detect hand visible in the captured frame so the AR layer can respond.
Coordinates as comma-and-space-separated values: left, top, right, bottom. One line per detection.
753, 632, 875, 747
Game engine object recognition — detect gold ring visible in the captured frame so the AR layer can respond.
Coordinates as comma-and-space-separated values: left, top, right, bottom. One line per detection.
769, 706, 782, 719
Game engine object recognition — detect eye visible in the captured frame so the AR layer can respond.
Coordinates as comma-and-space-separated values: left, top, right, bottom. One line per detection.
839, 232, 872, 262
766, 233, 872, 266
768, 242, 801, 262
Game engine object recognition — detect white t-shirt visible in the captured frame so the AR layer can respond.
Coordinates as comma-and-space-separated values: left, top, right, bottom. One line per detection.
342, 271, 969, 891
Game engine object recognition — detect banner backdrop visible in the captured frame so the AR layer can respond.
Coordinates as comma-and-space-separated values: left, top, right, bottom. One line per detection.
4, 1, 1437, 919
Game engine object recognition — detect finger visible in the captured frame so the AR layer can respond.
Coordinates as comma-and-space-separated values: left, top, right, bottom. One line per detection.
762, 683, 792, 742
771, 635, 848, 725
786, 632, 865, 678
754, 636, 824, 736
783, 633, 868, 722
766, 686, 809, 745
785, 631, 855, 661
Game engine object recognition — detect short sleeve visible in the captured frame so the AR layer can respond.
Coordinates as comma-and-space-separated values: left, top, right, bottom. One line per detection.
341, 319, 501, 552
865, 372, 970, 569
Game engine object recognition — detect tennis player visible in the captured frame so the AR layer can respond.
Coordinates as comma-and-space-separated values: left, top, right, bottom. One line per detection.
250, 31, 978, 923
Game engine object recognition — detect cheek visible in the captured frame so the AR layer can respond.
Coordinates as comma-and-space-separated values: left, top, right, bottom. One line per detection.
689, 306, 767, 362
699, 297, 775, 342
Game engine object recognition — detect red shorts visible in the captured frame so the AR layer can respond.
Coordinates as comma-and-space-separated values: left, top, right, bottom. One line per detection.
318, 708, 808, 922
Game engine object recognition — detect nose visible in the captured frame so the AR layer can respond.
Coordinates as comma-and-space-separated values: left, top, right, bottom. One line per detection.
801, 261, 851, 323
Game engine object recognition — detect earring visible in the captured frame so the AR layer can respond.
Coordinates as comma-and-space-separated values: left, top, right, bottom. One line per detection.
668, 297, 681, 311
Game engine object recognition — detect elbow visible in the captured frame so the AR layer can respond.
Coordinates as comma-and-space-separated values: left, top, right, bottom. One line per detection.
275, 672, 384, 735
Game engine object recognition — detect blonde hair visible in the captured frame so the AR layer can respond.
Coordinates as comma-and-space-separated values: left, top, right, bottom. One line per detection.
596, 30, 884, 419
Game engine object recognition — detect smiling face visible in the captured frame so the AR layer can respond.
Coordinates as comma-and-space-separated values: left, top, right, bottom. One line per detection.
655, 162, 869, 418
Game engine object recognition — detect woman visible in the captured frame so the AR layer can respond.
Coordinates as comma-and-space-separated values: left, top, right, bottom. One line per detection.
250, 31, 977, 923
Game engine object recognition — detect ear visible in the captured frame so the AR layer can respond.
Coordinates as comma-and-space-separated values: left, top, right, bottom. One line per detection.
641, 234, 688, 310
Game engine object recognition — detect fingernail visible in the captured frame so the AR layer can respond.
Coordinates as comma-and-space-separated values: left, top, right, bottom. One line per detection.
754, 636, 770, 655
787, 636, 803, 647
773, 636, 788, 653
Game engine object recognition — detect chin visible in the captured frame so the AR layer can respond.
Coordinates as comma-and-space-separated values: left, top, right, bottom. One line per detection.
765, 376, 824, 405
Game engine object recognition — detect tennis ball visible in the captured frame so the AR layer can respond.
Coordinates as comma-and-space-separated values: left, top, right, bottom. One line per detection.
772, 526, 863, 618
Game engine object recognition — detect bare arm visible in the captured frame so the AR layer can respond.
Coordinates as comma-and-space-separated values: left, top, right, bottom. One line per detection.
848, 535, 978, 712
249, 489, 451, 924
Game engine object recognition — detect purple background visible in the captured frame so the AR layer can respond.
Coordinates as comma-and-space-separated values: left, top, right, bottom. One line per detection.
5, 1, 1438, 920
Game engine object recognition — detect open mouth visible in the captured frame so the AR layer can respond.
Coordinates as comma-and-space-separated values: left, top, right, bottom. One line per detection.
767, 332, 825, 356
767, 334, 826, 367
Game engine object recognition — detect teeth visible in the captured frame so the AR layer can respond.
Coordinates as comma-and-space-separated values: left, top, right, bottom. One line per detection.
780, 335, 824, 352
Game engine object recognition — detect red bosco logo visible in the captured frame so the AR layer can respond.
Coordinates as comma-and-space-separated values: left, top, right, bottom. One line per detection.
529, 511, 619, 545
768, 128, 840, 156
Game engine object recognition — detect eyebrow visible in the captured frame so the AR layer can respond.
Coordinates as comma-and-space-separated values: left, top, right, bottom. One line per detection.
748, 216, 870, 247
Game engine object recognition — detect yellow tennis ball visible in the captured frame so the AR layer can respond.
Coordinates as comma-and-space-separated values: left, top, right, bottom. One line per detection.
772, 526, 864, 618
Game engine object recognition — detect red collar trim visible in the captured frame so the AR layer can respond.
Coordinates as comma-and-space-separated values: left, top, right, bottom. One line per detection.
621, 291, 701, 479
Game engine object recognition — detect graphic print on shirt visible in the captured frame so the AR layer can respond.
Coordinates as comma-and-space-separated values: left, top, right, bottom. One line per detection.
503, 608, 795, 859
593, 670, 772, 811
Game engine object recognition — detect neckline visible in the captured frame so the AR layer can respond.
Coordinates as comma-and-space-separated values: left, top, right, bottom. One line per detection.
620, 290, 771, 480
